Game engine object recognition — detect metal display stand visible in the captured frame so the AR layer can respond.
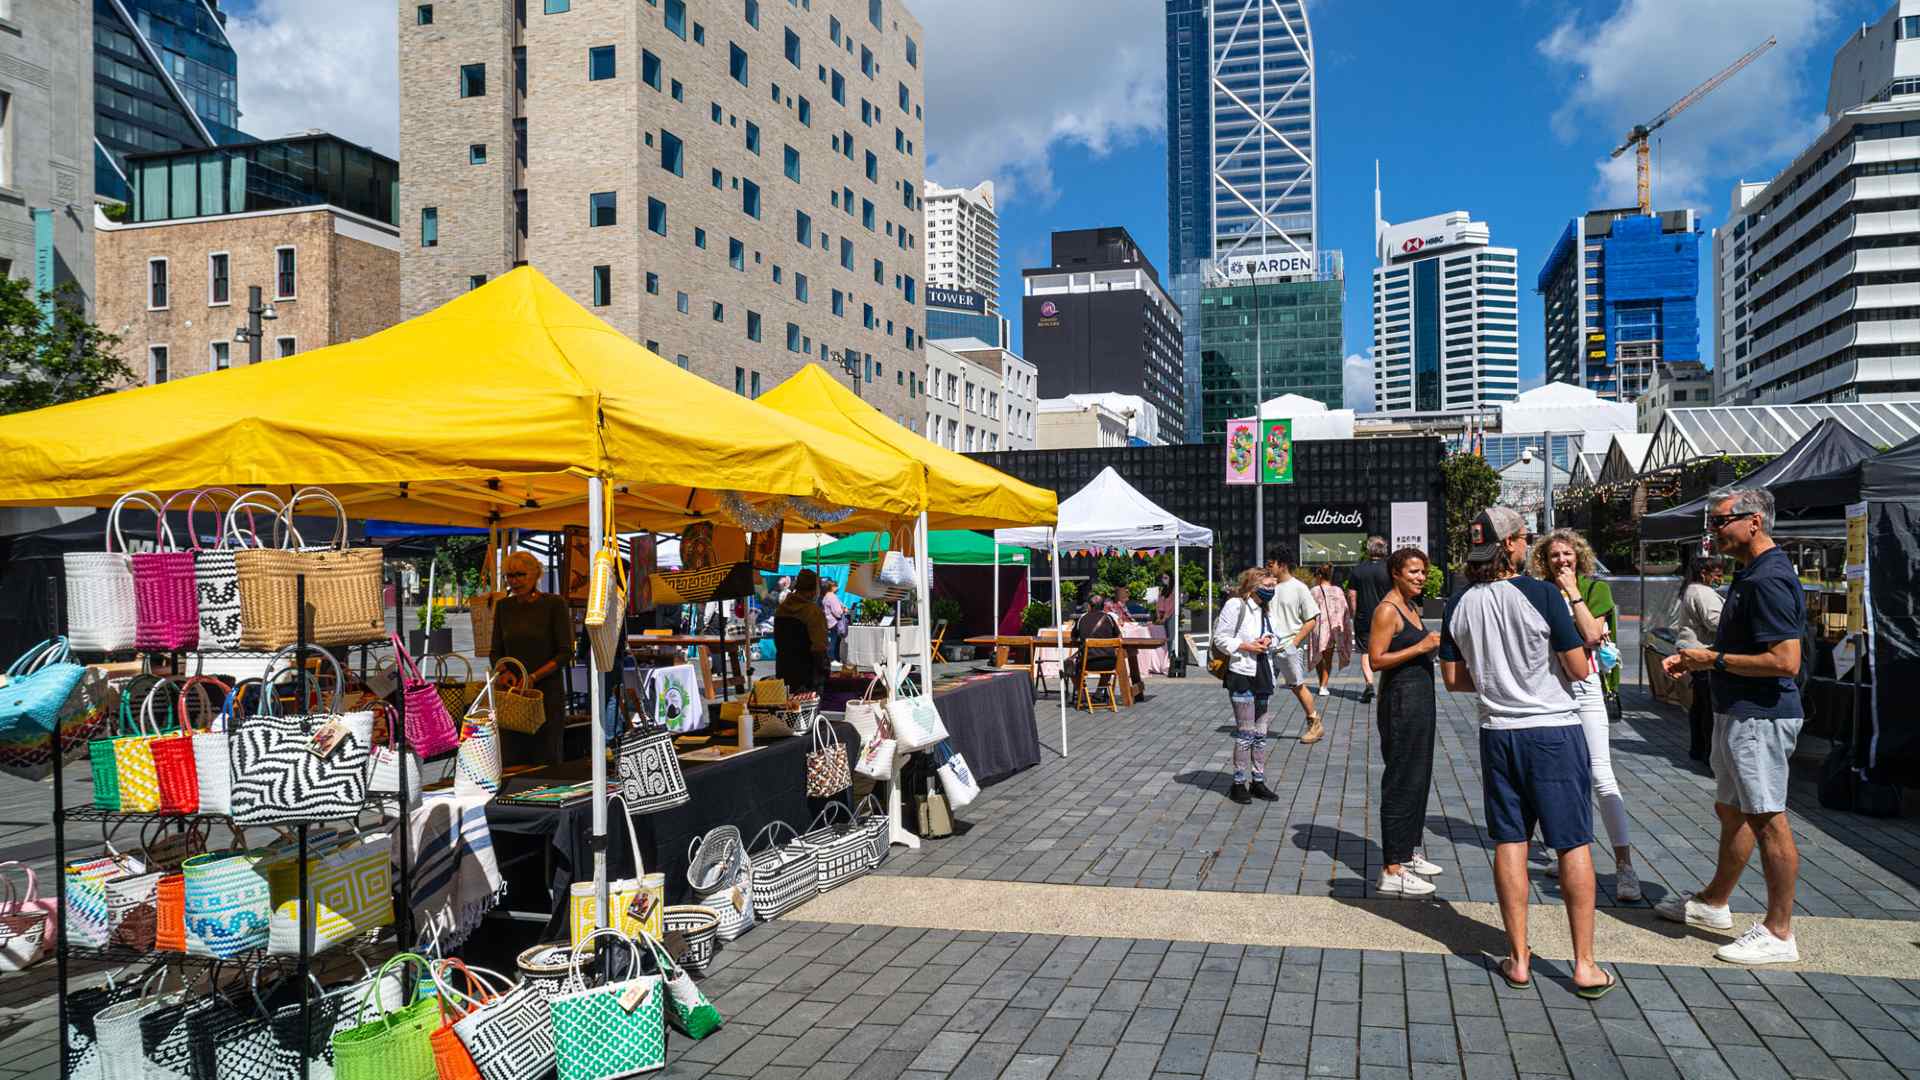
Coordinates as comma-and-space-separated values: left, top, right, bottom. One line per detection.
51, 573, 417, 1080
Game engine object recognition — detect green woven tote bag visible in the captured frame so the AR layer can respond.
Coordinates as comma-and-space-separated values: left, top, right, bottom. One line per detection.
549, 929, 666, 1080
332, 953, 441, 1080
638, 928, 723, 1040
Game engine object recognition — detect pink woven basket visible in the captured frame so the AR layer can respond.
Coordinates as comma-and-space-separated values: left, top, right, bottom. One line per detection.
133, 492, 199, 652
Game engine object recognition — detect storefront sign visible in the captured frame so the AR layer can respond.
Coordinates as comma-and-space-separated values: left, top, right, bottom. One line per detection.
1218, 251, 1317, 280
1299, 503, 1365, 564
1259, 419, 1294, 484
1224, 418, 1258, 484
1390, 501, 1429, 556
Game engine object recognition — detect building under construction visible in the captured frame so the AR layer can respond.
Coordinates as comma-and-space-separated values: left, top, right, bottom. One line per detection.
1536, 208, 1703, 403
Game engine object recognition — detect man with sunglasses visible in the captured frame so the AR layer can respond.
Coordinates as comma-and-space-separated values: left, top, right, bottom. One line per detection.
1658, 488, 1806, 964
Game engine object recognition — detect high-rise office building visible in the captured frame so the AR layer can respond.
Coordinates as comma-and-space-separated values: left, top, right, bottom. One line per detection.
1536, 208, 1700, 402
400, 0, 924, 425
1373, 206, 1520, 412
1167, 0, 1321, 441
1715, 1, 1920, 404
94, 0, 248, 202
922, 179, 997, 313
1021, 227, 1184, 436
1195, 268, 1342, 438
2, 2, 95, 304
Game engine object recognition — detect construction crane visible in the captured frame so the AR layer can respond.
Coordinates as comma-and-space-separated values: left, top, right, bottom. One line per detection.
1611, 36, 1777, 215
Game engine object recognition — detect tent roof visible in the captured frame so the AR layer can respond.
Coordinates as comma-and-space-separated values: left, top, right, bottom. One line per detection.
756, 364, 1056, 530
1597, 433, 1655, 485
0, 268, 924, 531
1639, 402, 1920, 476
801, 529, 1030, 565
994, 466, 1213, 550
1643, 419, 1881, 540
1773, 430, 1920, 510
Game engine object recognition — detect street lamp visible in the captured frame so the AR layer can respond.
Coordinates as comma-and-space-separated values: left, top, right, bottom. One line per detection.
231, 285, 279, 364
827, 349, 863, 398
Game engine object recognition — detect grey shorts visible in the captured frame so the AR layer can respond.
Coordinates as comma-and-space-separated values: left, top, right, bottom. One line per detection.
1272, 644, 1311, 687
1712, 713, 1804, 814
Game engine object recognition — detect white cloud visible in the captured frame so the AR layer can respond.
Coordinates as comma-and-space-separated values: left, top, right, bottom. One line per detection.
226, 0, 398, 156
918, 0, 1164, 203
1539, 0, 1842, 209
1343, 352, 1375, 412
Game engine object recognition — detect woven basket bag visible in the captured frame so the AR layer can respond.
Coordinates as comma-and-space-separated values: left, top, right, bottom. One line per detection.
65, 491, 161, 655
132, 491, 199, 652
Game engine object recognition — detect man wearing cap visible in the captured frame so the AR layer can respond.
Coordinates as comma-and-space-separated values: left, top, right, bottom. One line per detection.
1440, 507, 1613, 998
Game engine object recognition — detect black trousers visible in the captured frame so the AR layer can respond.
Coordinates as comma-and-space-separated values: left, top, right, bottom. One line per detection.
1377, 666, 1436, 866
1688, 673, 1714, 765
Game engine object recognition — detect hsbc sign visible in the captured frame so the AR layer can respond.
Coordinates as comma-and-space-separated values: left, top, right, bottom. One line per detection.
1216, 251, 1318, 281
1400, 237, 1424, 254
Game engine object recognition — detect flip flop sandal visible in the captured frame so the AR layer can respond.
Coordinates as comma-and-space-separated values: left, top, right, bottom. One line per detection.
1575, 970, 1617, 1000
1498, 953, 1531, 990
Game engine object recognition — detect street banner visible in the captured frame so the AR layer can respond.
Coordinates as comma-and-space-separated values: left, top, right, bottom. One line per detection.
1259, 419, 1294, 485
1224, 418, 1257, 484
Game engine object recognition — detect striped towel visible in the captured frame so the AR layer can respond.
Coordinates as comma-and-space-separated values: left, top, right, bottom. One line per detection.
400, 790, 504, 951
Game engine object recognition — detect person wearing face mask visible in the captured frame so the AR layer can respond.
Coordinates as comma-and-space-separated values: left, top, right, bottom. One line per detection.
1212, 567, 1283, 804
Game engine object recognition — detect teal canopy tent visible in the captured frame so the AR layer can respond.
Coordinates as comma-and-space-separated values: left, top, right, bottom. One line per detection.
801, 530, 1030, 566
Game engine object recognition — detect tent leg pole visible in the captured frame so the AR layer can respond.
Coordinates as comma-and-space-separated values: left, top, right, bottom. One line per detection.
916, 513, 933, 686
588, 476, 609, 931
1053, 529, 1066, 758
1639, 543, 1647, 691
1207, 548, 1214, 640
1173, 544, 1182, 674
993, 540, 1001, 638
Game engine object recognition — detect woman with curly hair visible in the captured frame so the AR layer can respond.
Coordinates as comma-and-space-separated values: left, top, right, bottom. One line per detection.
1529, 528, 1638, 903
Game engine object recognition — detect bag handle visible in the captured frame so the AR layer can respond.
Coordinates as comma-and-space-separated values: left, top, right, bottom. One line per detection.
149, 490, 195, 553
353, 952, 434, 1028
259, 644, 347, 717
564, 928, 644, 995
490, 656, 530, 690
811, 716, 841, 751
136, 677, 178, 736
0, 861, 36, 909
388, 633, 429, 685
428, 653, 474, 684
217, 677, 261, 734
182, 487, 240, 553
429, 957, 501, 1024
222, 491, 291, 550
104, 490, 163, 555
855, 793, 885, 821
747, 820, 799, 855
282, 487, 349, 551
809, 799, 855, 832
607, 794, 645, 880
175, 675, 230, 735
6, 637, 71, 678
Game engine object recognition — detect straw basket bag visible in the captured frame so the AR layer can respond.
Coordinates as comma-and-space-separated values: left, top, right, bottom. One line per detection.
686, 826, 754, 941
237, 488, 385, 649
488, 658, 546, 735
65, 491, 161, 654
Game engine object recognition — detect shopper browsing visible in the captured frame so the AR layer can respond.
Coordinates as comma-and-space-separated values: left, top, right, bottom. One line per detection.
1263, 548, 1325, 744
1529, 529, 1640, 903
1669, 555, 1726, 765
1439, 507, 1612, 997
1658, 489, 1806, 965
1213, 567, 1282, 804
1346, 536, 1392, 704
1367, 548, 1444, 896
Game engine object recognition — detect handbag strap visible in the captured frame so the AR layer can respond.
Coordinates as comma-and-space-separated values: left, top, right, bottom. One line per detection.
175, 676, 230, 735
150, 491, 192, 554
6, 637, 69, 678
809, 799, 854, 832
282, 487, 349, 551
490, 656, 530, 688
0, 861, 35, 909
429, 652, 474, 684
855, 793, 885, 821
811, 717, 841, 751
260, 645, 347, 716
607, 794, 645, 879
353, 952, 433, 1028
388, 634, 430, 685
564, 928, 643, 994
222, 491, 290, 550
747, 820, 799, 856
428, 958, 493, 1023
137, 678, 178, 735
181, 488, 238, 553
105, 490, 163, 555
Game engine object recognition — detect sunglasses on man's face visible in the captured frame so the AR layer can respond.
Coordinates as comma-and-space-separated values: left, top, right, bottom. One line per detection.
1707, 512, 1754, 531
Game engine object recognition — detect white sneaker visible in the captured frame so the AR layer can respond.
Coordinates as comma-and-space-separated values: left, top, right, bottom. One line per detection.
1317, 686, 1330, 697
1716, 922, 1799, 966
1653, 891, 1734, 930
1406, 854, 1443, 876
1615, 865, 1642, 903
1379, 869, 1436, 896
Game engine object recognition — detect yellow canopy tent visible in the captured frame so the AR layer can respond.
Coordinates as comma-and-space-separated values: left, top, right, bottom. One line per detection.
0, 267, 924, 532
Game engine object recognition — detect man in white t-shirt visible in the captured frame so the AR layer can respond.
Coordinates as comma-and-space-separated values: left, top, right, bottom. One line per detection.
1264, 547, 1325, 744
1440, 506, 1613, 998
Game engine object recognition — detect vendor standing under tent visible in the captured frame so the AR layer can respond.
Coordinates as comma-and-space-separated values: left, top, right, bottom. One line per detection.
491, 549, 573, 767
774, 569, 831, 691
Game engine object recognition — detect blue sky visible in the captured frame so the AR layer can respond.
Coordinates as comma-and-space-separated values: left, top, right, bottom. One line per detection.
223, 0, 1886, 408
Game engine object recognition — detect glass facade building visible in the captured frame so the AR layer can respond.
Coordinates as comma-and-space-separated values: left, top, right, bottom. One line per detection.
1196, 276, 1343, 440
128, 135, 399, 226
926, 307, 1006, 348
95, 0, 249, 202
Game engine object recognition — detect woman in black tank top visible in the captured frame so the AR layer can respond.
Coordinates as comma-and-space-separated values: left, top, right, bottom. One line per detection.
1367, 548, 1444, 895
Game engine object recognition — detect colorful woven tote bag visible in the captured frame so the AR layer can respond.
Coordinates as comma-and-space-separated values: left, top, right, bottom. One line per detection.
548, 929, 666, 1080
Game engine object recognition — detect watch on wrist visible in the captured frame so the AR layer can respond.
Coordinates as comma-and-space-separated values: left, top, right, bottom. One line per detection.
1712, 652, 1728, 672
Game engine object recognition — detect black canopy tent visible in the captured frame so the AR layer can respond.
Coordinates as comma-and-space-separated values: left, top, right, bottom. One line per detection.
1639, 419, 1880, 543
1770, 432, 1920, 784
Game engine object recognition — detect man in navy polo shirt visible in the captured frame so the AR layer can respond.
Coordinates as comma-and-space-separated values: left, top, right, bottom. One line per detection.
1659, 488, 1807, 965
1441, 507, 1612, 997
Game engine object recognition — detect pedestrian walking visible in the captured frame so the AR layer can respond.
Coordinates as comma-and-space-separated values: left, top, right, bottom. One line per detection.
1669, 554, 1726, 766
1368, 548, 1444, 896
1439, 507, 1612, 997
1308, 564, 1351, 699
1212, 567, 1281, 805
1658, 488, 1806, 964
1263, 548, 1325, 743
1529, 529, 1641, 903
821, 577, 849, 667
1346, 537, 1392, 704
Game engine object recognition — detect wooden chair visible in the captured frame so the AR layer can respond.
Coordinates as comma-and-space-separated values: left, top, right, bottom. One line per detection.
1075, 638, 1124, 713
928, 620, 949, 662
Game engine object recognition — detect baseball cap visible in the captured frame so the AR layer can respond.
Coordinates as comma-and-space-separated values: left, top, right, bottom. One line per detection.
1466, 506, 1528, 564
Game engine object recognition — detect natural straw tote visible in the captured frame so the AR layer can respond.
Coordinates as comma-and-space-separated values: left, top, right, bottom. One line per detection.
237, 488, 385, 649
132, 490, 200, 652
470, 527, 505, 659
65, 491, 162, 655
488, 658, 546, 734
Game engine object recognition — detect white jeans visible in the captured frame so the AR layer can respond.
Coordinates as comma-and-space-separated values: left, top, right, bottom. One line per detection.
1571, 671, 1631, 852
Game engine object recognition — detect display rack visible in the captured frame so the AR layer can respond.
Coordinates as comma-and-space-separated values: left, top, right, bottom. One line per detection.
50, 573, 418, 1080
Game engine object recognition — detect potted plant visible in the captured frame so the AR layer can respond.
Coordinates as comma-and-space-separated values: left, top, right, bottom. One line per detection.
409, 600, 453, 655
1422, 565, 1447, 620
1020, 601, 1054, 634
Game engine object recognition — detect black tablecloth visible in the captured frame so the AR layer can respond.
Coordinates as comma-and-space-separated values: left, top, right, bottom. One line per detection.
485, 720, 861, 934
934, 671, 1039, 784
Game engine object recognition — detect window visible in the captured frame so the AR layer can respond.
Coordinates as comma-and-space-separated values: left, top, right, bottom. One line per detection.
872, 258, 883, 284
460, 63, 485, 97
469, 143, 488, 165
786, 322, 802, 351
741, 179, 760, 218
840, 131, 852, 159
784, 28, 801, 67
751, 371, 761, 397
208, 253, 229, 305
860, 45, 873, 77
864, 150, 877, 181
729, 44, 749, 85
744, 0, 758, 27
862, 303, 874, 329
671, 80, 682, 100
830, 15, 841, 43
861, 198, 874, 230
867, 0, 881, 30
676, 291, 689, 314
646, 196, 666, 234
646, 272, 660, 294
275, 248, 297, 299
745, 122, 760, 153
514, 45, 526, 95
783, 145, 800, 181
831, 70, 845, 103
771, 81, 781, 102
420, 207, 439, 246
416, 4, 432, 24
210, 341, 230, 371
747, 311, 762, 341
795, 211, 812, 245
589, 45, 615, 80
905, 36, 917, 67
693, 227, 706, 249
861, 100, 872, 124
592, 265, 611, 306
729, 237, 745, 270
694, 22, 705, 44
711, 166, 723, 187
147, 259, 168, 309
544, 0, 569, 10
712, 301, 725, 322
795, 273, 809, 302
897, 82, 908, 110
659, 130, 683, 175
150, 345, 169, 384
468, 274, 487, 290
642, 50, 661, 89
276, 337, 296, 359
665, 0, 686, 39
591, 191, 618, 227
797, 96, 811, 126
735, 367, 746, 395
832, 289, 845, 316
840, 237, 853, 269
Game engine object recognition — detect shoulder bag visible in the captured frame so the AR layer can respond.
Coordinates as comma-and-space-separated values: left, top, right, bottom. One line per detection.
569, 795, 662, 945
132, 490, 200, 652
1207, 599, 1248, 682
181, 846, 273, 958
0, 652, 109, 783
932, 739, 981, 810
884, 671, 947, 752
455, 683, 503, 803
65, 491, 161, 655
796, 800, 869, 893
583, 525, 627, 674
548, 929, 667, 1080
853, 707, 896, 781
112, 678, 173, 813
445, 960, 559, 1080
330, 953, 442, 1080
267, 823, 393, 955
189, 487, 249, 650
0, 862, 53, 971
746, 820, 818, 921
0, 637, 87, 739
855, 794, 890, 871
228, 645, 374, 825
804, 719, 852, 798
616, 711, 691, 814
686, 826, 754, 941
390, 633, 458, 757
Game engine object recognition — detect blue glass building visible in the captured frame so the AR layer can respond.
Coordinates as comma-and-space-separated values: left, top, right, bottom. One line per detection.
94, 0, 250, 203
1536, 208, 1700, 402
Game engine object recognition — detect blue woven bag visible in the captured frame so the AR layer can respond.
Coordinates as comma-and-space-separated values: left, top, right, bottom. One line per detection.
0, 638, 86, 737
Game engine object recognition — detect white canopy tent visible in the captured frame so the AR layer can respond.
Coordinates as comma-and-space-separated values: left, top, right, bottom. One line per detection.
994, 467, 1216, 756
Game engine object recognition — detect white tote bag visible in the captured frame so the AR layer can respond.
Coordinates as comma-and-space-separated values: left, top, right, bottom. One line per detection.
933, 740, 980, 810
853, 710, 896, 781
65, 492, 161, 655
884, 674, 947, 752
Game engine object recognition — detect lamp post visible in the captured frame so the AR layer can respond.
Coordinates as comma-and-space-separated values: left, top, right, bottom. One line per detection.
1246, 262, 1265, 563
829, 349, 863, 398
231, 285, 279, 364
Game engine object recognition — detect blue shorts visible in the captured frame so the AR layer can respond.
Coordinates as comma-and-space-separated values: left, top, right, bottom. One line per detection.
1480, 724, 1593, 851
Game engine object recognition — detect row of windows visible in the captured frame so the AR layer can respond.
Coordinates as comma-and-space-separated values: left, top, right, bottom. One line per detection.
146, 336, 301, 385
147, 249, 297, 310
